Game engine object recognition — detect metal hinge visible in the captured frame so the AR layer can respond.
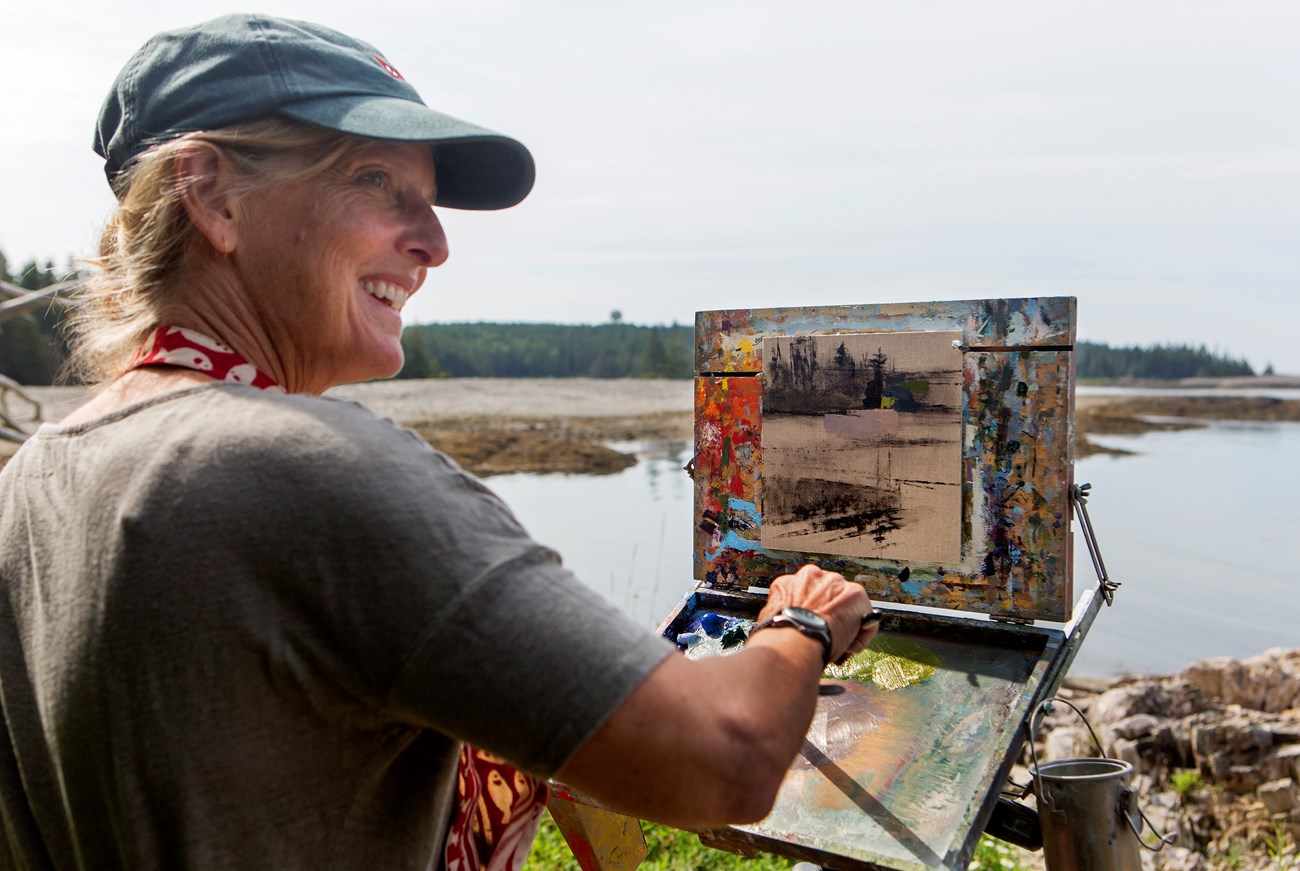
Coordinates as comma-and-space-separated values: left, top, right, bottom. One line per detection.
990, 614, 1033, 626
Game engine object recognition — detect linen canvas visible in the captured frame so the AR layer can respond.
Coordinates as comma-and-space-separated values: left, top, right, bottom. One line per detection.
760, 331, 964, 563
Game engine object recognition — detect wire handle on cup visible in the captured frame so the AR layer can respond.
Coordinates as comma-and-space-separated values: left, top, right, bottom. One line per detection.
1024, 697, 1174, 852
1121, 786, 1176, 852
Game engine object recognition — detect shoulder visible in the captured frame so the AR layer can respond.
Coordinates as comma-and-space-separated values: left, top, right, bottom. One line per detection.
117, 385, 480, 503
150, 384, 435, 460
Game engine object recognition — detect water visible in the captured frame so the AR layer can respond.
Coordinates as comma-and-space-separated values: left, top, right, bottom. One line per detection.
488, 409, 1300, 678
1065, 418, 1300, 676
488, 439, 699, 628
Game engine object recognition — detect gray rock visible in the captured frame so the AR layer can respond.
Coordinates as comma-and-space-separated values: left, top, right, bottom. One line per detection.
1277, 744, 1300, 781
1152, 845, 1206, 871
1259, 777, 1297, 815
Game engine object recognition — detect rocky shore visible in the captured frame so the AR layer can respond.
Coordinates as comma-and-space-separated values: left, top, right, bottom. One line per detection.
1005, 648, 1300, 870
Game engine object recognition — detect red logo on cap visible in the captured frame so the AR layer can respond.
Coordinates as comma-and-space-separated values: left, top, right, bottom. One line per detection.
373, 55, 405, 80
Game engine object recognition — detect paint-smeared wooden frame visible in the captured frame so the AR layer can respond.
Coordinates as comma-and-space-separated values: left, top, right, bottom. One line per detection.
692, 297, 1076, 623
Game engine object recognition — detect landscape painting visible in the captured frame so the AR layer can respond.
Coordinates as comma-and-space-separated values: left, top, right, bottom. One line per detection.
761, 331, 964, 563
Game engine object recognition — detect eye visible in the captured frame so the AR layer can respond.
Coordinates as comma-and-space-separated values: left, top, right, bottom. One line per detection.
357, 170, 390, 190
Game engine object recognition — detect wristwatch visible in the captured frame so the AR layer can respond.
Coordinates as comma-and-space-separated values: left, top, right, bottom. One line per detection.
751, 606, 833, 666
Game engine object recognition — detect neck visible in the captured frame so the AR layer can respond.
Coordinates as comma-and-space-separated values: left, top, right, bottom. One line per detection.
157, 260, 329, 395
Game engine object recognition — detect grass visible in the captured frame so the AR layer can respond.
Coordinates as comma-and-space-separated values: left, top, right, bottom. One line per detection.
967, 836, 1029, 871
1169, 768, 1204, 798
1265, 820, 1298, 868
524, 812, 1031, 870
523, 813, 795, 870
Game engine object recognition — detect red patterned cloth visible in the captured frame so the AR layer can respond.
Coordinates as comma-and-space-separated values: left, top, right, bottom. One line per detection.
445, 746, 548, 871
129, 326, 285, 392
129, 326, 550, 871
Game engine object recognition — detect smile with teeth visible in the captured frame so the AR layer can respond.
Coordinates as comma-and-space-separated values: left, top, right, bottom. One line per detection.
360, 279, 409, 312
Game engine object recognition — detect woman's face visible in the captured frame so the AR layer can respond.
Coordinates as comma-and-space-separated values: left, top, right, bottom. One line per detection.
231, 140, 447, 393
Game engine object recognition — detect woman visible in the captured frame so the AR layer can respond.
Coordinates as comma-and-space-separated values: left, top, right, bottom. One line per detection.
0, 14, 878, 870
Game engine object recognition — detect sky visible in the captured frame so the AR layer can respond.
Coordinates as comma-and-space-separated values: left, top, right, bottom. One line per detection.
3, 0, 1298, 373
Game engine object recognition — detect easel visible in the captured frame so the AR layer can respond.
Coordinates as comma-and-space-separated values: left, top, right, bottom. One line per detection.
552, 298, 1111, 870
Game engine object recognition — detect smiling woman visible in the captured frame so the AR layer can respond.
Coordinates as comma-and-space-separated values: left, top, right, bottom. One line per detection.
0, 13, 882, 871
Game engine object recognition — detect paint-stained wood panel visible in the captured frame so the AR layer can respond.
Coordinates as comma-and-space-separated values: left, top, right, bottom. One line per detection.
692, 298, 1075, 622
696, 297, 1075, 373
656, 597, 1065, 870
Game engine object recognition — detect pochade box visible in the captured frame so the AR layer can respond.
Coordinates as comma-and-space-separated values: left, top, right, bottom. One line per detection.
656, 296, 1108, 871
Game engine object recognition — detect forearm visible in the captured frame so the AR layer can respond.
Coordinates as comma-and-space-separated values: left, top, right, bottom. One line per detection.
555, 630, 825, 828
554, 565, 875, 829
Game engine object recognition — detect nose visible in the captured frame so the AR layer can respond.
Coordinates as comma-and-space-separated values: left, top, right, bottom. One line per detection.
401, 205, 449, 269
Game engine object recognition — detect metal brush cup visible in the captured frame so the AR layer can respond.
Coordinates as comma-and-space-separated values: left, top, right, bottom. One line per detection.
1027, 698, 1171, 871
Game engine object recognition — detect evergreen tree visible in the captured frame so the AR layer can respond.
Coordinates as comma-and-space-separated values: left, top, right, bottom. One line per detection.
636, 328, 671, 377
0, 249, 71, 385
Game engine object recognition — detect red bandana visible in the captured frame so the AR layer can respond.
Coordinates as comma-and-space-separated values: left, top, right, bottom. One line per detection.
129, 326, 285, 391
130, 325, 550, 870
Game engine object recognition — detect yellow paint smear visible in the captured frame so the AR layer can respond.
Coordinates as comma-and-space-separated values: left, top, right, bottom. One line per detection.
824, 636, 941, 691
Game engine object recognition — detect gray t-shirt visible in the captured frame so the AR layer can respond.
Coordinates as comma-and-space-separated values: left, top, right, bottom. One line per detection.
0, 384, 672, 869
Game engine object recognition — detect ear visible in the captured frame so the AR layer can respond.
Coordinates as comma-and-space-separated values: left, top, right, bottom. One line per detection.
174, 142, 240, 255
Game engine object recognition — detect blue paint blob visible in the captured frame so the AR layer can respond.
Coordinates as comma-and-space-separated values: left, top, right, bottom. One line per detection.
700, 613, 727, 637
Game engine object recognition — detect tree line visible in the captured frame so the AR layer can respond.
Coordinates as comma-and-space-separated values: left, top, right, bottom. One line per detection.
396, 322, 692, 379
0, 250, 1273, 384
1076, 340, 1262, 380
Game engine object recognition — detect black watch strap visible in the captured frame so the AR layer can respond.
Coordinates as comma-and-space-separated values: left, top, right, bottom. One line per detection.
752, 607, 833, 666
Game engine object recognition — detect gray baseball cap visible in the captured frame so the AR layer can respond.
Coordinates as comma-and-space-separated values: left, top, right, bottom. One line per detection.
94, 14, 535, 210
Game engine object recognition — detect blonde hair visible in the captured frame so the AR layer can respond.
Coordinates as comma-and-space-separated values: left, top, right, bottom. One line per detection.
63, 118, 376, 386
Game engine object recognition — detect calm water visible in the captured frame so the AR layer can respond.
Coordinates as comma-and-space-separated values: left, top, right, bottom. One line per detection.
488, 406, 1300, 677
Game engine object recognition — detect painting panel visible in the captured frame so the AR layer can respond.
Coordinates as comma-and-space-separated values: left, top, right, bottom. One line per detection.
761, 331, 964, 564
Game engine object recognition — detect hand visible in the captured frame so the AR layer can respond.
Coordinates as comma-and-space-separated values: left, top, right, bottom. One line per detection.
757, 565, 878, 665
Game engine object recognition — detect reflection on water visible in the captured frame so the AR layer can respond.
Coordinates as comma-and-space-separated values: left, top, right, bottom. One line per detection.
487, 420, 1300, 677
487, 439, 697, 628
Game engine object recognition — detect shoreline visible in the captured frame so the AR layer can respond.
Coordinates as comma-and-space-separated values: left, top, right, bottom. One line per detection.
5, 377, 1300, 474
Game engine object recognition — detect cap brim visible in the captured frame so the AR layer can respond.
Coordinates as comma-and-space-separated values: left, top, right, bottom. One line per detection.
279, 96, 535, 210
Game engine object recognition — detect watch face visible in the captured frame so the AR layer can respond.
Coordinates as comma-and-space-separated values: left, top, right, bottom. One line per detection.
785, 606, 829, 630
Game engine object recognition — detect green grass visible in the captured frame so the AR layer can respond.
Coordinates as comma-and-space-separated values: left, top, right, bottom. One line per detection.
524, 811, 1031, 870
1169, 768, 1204, 798
523, 813, 795, 870
966, 836, 1028, 871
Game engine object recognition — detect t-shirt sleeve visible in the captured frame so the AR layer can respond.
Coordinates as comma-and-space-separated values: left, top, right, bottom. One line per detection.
224, 397, 674, 777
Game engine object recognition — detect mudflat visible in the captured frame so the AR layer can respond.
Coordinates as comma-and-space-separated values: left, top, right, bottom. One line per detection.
4, 378, 1298, 474
2, 379, 695, 476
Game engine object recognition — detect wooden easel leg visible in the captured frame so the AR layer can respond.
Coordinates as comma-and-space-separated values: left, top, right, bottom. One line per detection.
545, 794, 648, 871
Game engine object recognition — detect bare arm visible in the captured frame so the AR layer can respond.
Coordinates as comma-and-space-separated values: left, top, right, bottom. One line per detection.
554, 565, 877, 829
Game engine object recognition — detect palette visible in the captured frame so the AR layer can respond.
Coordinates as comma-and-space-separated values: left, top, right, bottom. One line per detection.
654, 297, 1099, 870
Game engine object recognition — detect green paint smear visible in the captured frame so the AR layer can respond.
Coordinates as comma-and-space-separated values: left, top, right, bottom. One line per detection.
824, 636, 942, 691
900, 378, 931, 396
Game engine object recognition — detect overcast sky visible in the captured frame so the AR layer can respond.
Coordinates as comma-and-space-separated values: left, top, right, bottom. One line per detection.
3, 0, 1298, 373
